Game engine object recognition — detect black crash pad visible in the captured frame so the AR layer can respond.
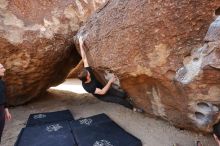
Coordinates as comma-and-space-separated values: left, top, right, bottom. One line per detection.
15, 121, 77, 146
70, 113, 142, 146
14, 128, 24, 146
26, 110, 74, 127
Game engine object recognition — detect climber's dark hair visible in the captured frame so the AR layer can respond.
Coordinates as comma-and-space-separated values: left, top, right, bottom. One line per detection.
78, 68, 88, 82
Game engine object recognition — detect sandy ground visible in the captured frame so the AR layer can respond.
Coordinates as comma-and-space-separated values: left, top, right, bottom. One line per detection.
2, 79, 217, 146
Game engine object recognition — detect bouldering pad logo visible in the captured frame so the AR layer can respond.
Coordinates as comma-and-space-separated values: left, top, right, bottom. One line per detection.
46, 124, 63, 132
93, 140, 113, 146
33, 114, 46, 119
79, 118, 93, 125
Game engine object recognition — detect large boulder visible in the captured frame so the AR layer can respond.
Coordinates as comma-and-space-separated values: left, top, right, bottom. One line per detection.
76, 0, 220, 132
0, 0, 106, 105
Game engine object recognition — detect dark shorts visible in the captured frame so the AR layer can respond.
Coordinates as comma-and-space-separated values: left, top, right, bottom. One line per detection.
94, 88, 133, 109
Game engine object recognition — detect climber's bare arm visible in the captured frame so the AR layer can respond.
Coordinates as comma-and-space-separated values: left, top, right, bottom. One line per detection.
94, 76, 116, 95
79, 37, 89, 67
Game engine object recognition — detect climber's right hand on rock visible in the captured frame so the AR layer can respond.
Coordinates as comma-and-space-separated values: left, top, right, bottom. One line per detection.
110, 76, 116, 83
79, 36, 83, 45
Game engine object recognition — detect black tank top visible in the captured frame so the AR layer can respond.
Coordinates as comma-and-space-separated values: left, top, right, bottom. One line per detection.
82, 67, 103, 94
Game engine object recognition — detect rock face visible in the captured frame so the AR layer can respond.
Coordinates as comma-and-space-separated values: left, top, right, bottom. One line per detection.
76, 0, 220, 132
0, 0, 106, 105
67, 60, 84, 78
